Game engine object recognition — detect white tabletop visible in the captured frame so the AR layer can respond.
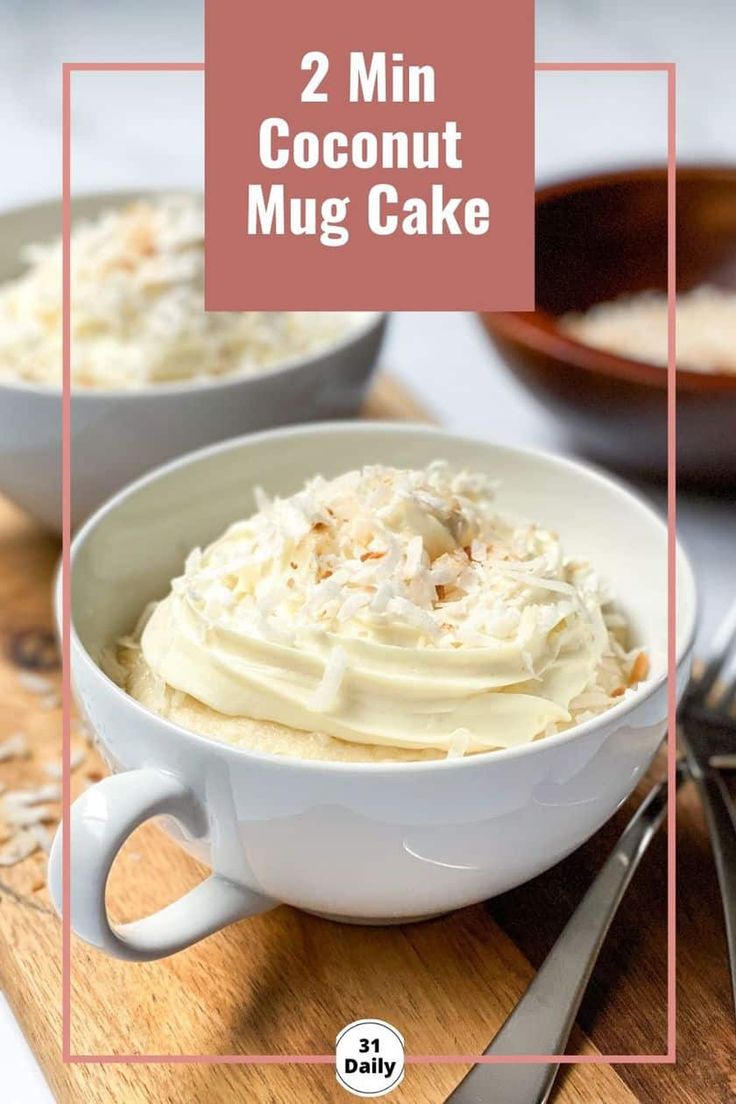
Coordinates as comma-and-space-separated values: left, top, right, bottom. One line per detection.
2, 1, 735, 1098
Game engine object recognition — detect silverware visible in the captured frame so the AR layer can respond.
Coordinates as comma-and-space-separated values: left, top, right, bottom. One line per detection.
446, 772, 672, 1104
679, 600, 736, 1017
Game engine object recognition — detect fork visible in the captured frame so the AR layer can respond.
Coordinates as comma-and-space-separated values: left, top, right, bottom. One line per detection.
679, 599, 736, 1017
445, 771, 673, 1104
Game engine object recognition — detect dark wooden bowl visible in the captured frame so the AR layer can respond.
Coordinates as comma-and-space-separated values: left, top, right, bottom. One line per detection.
479, 166, 736, 485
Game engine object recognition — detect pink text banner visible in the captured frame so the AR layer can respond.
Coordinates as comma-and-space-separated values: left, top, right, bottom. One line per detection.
204, 0, 534, 310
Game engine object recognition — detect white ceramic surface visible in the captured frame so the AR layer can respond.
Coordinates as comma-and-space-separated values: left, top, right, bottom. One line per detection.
49, 422, 697, 961
0, 193, 386, 531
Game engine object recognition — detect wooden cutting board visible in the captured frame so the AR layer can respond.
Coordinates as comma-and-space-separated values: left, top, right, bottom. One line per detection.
0, 376, 729, 1103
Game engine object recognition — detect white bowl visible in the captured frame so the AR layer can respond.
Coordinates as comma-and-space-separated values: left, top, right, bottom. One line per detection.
49, 423, 696, 960
0, 193, 386, 531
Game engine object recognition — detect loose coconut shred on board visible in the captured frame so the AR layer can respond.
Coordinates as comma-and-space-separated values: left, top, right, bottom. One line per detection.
0, 675, 96, 874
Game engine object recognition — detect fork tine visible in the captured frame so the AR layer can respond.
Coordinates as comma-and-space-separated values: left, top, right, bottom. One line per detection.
687, 600, 736, 708
712, 661, 736, 716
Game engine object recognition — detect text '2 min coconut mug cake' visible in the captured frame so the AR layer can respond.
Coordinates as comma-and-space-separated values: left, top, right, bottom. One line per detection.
114, 461, 649, 763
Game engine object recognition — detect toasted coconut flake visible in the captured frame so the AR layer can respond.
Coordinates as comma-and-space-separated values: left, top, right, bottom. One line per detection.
629, 651, 650, 684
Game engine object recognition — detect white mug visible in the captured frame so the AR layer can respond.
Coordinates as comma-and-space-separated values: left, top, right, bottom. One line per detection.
49, 423, 697, 960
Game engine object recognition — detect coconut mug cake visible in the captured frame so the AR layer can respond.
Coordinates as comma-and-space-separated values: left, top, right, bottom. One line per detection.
50, 424, 690, 959
114, 461, 647, 763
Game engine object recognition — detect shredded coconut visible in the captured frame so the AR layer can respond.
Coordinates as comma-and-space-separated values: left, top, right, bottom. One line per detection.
167, 462, 608, 654
3, 784, 61, 806
561, 285, 736, 374
0, 830, 39, 867
0, 193, 366, 389
309, 645, 348, 712
3, 804, 56, 828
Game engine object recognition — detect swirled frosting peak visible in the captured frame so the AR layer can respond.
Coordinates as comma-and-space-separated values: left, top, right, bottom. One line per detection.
138, 462, 642, 754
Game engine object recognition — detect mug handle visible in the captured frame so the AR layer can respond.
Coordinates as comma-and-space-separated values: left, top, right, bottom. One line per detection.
48, 767, 277, 961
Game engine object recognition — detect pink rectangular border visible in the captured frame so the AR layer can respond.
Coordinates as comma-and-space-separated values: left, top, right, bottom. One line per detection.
61, 60, 677, 1065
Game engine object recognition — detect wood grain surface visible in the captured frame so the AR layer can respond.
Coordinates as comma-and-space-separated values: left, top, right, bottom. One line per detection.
0, 376, 731, 1103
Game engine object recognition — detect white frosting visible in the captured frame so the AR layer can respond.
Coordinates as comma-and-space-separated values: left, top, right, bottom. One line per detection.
133, 463, 641, 756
